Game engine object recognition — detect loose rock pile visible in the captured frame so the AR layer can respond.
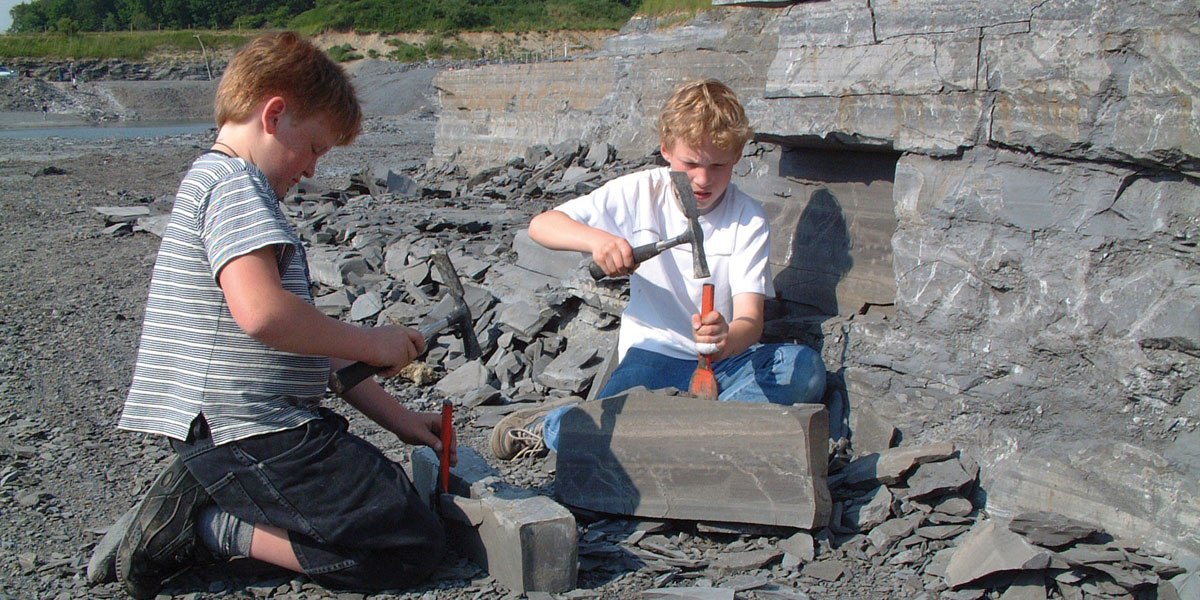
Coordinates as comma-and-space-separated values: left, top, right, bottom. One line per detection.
90, 138, 1191, 599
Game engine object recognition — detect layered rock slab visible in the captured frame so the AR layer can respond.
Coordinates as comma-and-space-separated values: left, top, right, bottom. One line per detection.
555, 389, 831, 528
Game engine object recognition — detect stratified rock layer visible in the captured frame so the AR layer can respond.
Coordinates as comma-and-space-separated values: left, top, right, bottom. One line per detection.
429, 0, 1200, 573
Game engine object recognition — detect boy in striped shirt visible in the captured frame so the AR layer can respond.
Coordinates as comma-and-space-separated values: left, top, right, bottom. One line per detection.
107, 32, 450, 598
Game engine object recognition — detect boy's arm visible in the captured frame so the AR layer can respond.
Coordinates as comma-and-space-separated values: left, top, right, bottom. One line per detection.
218, 246, 424, 378
335, 364, 455, 463
222, 249, 451, 459
529, 209, 638, 277
694, 292, 765, 362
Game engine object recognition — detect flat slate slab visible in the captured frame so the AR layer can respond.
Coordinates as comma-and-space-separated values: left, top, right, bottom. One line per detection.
555, 390, 831, 528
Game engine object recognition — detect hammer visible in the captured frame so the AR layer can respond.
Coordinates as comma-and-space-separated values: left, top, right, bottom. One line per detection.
329, 249, 482, 395
588, 170, 710, 280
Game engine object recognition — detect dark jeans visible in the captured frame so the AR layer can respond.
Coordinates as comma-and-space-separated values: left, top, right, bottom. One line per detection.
171, 410, 446, 591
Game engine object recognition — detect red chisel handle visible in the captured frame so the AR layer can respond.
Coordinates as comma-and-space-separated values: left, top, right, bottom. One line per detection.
701, 283, 714, 370
440, 400, 453, 494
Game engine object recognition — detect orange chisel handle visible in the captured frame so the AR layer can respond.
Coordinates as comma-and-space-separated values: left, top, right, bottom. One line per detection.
701, 283, 714, 369
701, 283, 714, 321
440, 400, 453, 493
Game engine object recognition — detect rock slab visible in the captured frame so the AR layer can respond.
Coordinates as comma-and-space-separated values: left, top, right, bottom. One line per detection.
555, 389, 831, 528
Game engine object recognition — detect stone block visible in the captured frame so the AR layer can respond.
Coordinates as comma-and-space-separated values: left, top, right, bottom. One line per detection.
536, 343, 599, 394
93, 205, 151, 222
513, 228, 588, 280
644, 589, 734, 600
411, 447, 578, 593
434, 359, 494, 400
498, 300, 554, 340
840, 442, 957, 489
1008, 511, 1103, 548
734, 144, 898, 315
944, 519, 1053, 588
584, 343, 620, 402
770, 30, 979, 97
439, 494, 578, 594
410, 446, 498, 506
555, 390, 831, 528
849, 403, 898, 455
872, 0, 1038, 37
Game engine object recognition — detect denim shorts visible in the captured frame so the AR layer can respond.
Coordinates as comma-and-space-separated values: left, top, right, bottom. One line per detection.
171, 409, 446, 591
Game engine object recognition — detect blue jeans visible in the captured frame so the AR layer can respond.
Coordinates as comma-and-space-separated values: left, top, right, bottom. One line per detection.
543, 343, 826, 452
171, 410, 446, 591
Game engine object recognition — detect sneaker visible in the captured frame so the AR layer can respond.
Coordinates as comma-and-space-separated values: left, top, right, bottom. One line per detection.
490, 404, 555, 460
117, 456, 214, 599
86, 505, 138, 584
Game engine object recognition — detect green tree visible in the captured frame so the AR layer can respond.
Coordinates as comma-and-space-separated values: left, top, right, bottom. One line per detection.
55, 16, 80, 35
117, 0, 164, 29
160, 0, 190, 28
451, 5, 491, 29
9, 2, 50, 32
72, 0, 115, 30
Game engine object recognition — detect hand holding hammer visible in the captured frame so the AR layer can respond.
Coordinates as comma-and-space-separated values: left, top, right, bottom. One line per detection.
329, 249, 482, 395
588, 171, 711, 280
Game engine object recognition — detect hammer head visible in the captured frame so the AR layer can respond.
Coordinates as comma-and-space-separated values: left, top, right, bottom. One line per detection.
668, 170, 710, 279
430, 250, 483, 360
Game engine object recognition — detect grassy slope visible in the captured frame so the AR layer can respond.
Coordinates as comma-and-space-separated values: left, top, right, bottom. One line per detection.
0, 1, 710, 61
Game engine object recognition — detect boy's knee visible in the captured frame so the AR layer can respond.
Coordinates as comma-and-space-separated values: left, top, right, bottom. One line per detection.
767, 343, 823, 371
772, 344, 826, 404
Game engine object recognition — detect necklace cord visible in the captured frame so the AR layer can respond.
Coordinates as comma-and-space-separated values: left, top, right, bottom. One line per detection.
212, 140, 239, 158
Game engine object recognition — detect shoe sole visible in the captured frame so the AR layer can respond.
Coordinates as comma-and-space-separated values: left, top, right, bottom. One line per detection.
489, 405, 546, 459
116, 457, 207, 600
489, 398, 577, 460
86, 504, 139, 584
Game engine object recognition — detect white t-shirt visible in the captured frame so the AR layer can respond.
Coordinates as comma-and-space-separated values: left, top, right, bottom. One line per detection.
555, 167, 774, 361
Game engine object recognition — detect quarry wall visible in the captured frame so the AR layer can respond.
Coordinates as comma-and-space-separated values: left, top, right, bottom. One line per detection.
430, 0, 1200, 567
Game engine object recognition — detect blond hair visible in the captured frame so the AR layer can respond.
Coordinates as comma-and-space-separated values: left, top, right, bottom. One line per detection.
215, 31, 361, 146
658, 79, 753, 153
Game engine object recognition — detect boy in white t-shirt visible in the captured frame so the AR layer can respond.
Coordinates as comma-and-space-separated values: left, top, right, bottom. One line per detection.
491, 79, 827, 461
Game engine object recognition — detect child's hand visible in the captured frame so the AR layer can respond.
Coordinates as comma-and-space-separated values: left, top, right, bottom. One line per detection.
692, 310, 728, 356
364, 325, 426, 378
393, 410, 458, 467
591, 235, 637, 277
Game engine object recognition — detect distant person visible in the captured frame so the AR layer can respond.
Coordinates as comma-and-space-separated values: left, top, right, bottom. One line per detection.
41, 104, 47, 120
490, 79, 828, 461
92, 31, 451, 599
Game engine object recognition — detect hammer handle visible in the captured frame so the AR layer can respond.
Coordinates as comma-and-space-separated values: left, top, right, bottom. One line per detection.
440, 400, 453, 493
328, 318, 449, 395
588, 235, 687, 280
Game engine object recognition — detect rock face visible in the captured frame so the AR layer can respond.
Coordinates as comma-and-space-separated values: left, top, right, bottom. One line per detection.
430, 0, 1200, 570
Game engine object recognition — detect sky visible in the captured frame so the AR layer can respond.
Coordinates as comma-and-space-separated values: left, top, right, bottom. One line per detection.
0, 0, 21, 33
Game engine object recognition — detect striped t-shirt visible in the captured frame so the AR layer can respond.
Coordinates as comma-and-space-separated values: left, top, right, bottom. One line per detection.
119, 152, 330, 446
